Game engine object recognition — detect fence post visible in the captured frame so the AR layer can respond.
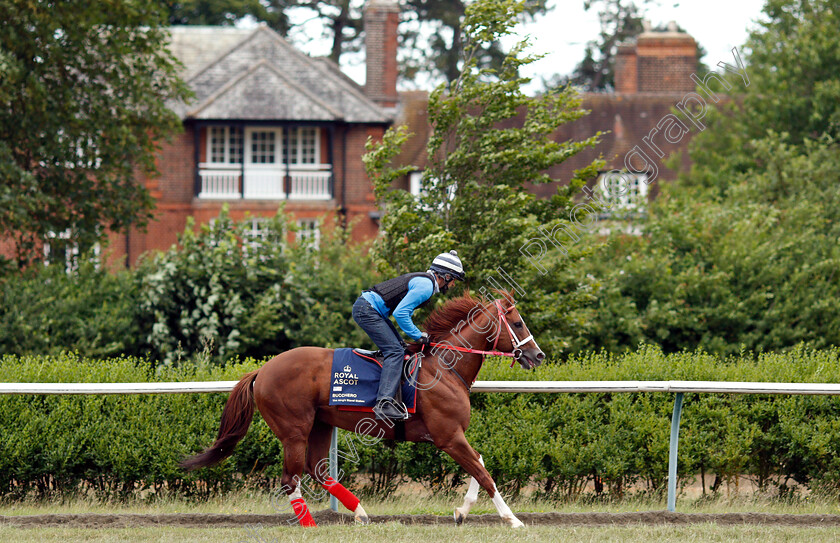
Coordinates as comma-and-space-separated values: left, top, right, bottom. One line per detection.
667, 392, 684, 512
329, 426, 338, 512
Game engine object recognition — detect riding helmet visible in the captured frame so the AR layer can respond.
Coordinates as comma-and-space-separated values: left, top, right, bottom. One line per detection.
429, 250, 465, 281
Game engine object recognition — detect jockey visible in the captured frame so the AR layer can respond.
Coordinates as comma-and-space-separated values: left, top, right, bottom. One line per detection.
353, 250, 465, 421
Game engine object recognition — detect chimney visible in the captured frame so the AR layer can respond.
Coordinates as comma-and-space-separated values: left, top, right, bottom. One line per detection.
364, 0, 400, 108
615, 44, 637, 93
615, 21, 697, 94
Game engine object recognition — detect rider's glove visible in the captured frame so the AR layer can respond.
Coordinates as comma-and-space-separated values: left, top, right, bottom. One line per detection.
419, 332, 431, 346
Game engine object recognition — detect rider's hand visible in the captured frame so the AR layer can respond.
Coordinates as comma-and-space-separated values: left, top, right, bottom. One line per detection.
419, 332, 431, 346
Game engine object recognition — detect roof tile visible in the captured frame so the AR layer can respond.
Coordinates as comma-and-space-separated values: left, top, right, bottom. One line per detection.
168, 25, 390, 124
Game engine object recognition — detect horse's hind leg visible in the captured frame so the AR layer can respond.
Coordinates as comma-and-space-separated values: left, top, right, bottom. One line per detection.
305, 419, 370, 524
278, 437, 318, 527
454, 455, 484, 525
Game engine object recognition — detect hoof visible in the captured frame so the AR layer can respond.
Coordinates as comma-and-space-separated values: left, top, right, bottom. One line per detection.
509, 517, 525, 529
454, 508, 465, 526
354, 504, 370, 525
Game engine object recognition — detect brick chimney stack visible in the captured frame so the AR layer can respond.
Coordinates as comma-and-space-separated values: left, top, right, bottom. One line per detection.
615, 44, 638, 93
364, 0, 400, 108
615, 21, 697, 94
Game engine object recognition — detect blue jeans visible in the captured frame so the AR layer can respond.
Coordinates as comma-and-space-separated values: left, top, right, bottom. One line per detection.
352, 296, 404, 402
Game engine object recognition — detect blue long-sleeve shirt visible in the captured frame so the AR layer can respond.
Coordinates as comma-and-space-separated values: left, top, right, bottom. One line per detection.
361, 275, 436, 340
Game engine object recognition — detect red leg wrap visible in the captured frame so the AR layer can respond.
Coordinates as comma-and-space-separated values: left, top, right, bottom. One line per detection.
290, 497, 317, 527
321, 477, 361, 512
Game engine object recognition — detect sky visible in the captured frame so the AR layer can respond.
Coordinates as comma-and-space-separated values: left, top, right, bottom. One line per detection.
287, 0, 770, 92
506, 0, 768, 88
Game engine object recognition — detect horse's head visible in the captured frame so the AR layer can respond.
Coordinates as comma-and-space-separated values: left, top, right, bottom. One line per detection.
490, 296, 545, 370
415, 291, 545, 370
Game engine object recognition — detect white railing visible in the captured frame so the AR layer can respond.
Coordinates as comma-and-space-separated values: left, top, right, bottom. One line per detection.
0, 381, 239, 395
197, 164, 332, 200
6, 379, 840, 513
6, 380, 840, 396
198, 167, 241, 199
288, 171, 332, 200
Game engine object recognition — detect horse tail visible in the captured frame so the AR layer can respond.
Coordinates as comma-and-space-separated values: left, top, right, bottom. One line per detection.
180, 369, 259, 471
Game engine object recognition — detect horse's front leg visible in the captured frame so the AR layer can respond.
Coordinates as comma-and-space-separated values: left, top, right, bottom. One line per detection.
454, 455, 484, 525
439, 435, 524, 528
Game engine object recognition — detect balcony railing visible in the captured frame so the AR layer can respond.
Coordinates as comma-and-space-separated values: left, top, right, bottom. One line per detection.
197, 164, 332, 200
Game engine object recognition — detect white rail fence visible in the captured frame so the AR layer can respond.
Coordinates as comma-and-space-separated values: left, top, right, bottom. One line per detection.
4, 380, 840, 512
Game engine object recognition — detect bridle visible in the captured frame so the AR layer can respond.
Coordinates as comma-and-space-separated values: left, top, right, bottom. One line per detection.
490, 299, 534, 364
427, 299, 534, 368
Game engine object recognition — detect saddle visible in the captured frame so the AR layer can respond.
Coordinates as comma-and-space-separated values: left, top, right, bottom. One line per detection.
351, 348, 420, 407
328, 348, 420, 413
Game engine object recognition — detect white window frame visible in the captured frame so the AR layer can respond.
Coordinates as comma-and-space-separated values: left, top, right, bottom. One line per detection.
409, 170, 423, 196
296, 218, 320, 249
205, 126, 320, 167
409, 170, 455, 212
285, 127, 320, 167
206, 126, 244, 165
243, 217, 270, 256
596, 171, 649, 215
43, 230, 100, 273
245, 128, 282, 165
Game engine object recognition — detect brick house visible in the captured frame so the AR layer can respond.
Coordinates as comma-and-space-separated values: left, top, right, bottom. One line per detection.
32, 10, 706, 270
543, 23, 703, 211
108, 0, 401, 267
395, 24, 706, 216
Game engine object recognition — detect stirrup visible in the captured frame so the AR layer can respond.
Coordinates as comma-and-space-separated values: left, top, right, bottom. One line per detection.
373, 398, 409, 421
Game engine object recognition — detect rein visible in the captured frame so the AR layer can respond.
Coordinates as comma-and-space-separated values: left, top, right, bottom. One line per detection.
426, 342, 515, 358
425, 300, 535, 390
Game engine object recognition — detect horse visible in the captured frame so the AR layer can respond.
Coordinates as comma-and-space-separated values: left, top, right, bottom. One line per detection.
180, 290, 545, 528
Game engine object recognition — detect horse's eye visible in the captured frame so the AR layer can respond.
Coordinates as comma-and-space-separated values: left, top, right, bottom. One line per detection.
513, 321, 523, 329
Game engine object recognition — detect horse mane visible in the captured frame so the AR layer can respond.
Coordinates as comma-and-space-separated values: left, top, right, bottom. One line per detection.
405, 290, 515, 354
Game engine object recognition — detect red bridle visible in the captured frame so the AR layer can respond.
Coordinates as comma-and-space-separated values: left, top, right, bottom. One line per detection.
428, 300, 534, 367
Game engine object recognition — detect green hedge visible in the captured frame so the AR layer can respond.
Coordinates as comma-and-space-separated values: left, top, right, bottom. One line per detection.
0, 354, 277, 500
0, 261, 145, 359
3, 347, 840, 500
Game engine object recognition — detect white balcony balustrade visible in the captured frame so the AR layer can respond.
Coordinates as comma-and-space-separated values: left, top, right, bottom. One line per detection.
198, 164, 332, 200
288, 170, 332, 200
198, 166, 241, 199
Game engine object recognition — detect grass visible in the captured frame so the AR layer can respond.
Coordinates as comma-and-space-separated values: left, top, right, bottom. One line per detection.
3, 488, 840, 516
4, 491, 840, 542
2, 524, 840, 543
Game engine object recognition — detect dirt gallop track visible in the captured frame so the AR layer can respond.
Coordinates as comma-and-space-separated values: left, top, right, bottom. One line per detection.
4, 510, 840, 528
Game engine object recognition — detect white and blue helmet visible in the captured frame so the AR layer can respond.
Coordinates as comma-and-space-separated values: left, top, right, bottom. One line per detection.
429, 250, 465, 281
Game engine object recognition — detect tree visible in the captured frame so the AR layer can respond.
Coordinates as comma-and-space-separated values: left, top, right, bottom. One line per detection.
569, 0, 647, 92
138, 208, 378, 366
681, 0, 840, 193
287, 0, 366, 64
400, 0, 549, 84
0, 0, 191, 270
364, 0, 603, 354
576, 134, 840, 356
571, 0, 840, 355
165, 0, 272, 27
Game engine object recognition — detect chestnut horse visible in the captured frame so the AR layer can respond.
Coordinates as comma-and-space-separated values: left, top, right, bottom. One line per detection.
180, 291, 544, 528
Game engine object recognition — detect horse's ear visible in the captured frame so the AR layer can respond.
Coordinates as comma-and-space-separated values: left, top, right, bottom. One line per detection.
492, 289, 516, 306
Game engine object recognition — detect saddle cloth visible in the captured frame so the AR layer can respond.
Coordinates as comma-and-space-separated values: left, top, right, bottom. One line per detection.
329, 348, 420, 413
